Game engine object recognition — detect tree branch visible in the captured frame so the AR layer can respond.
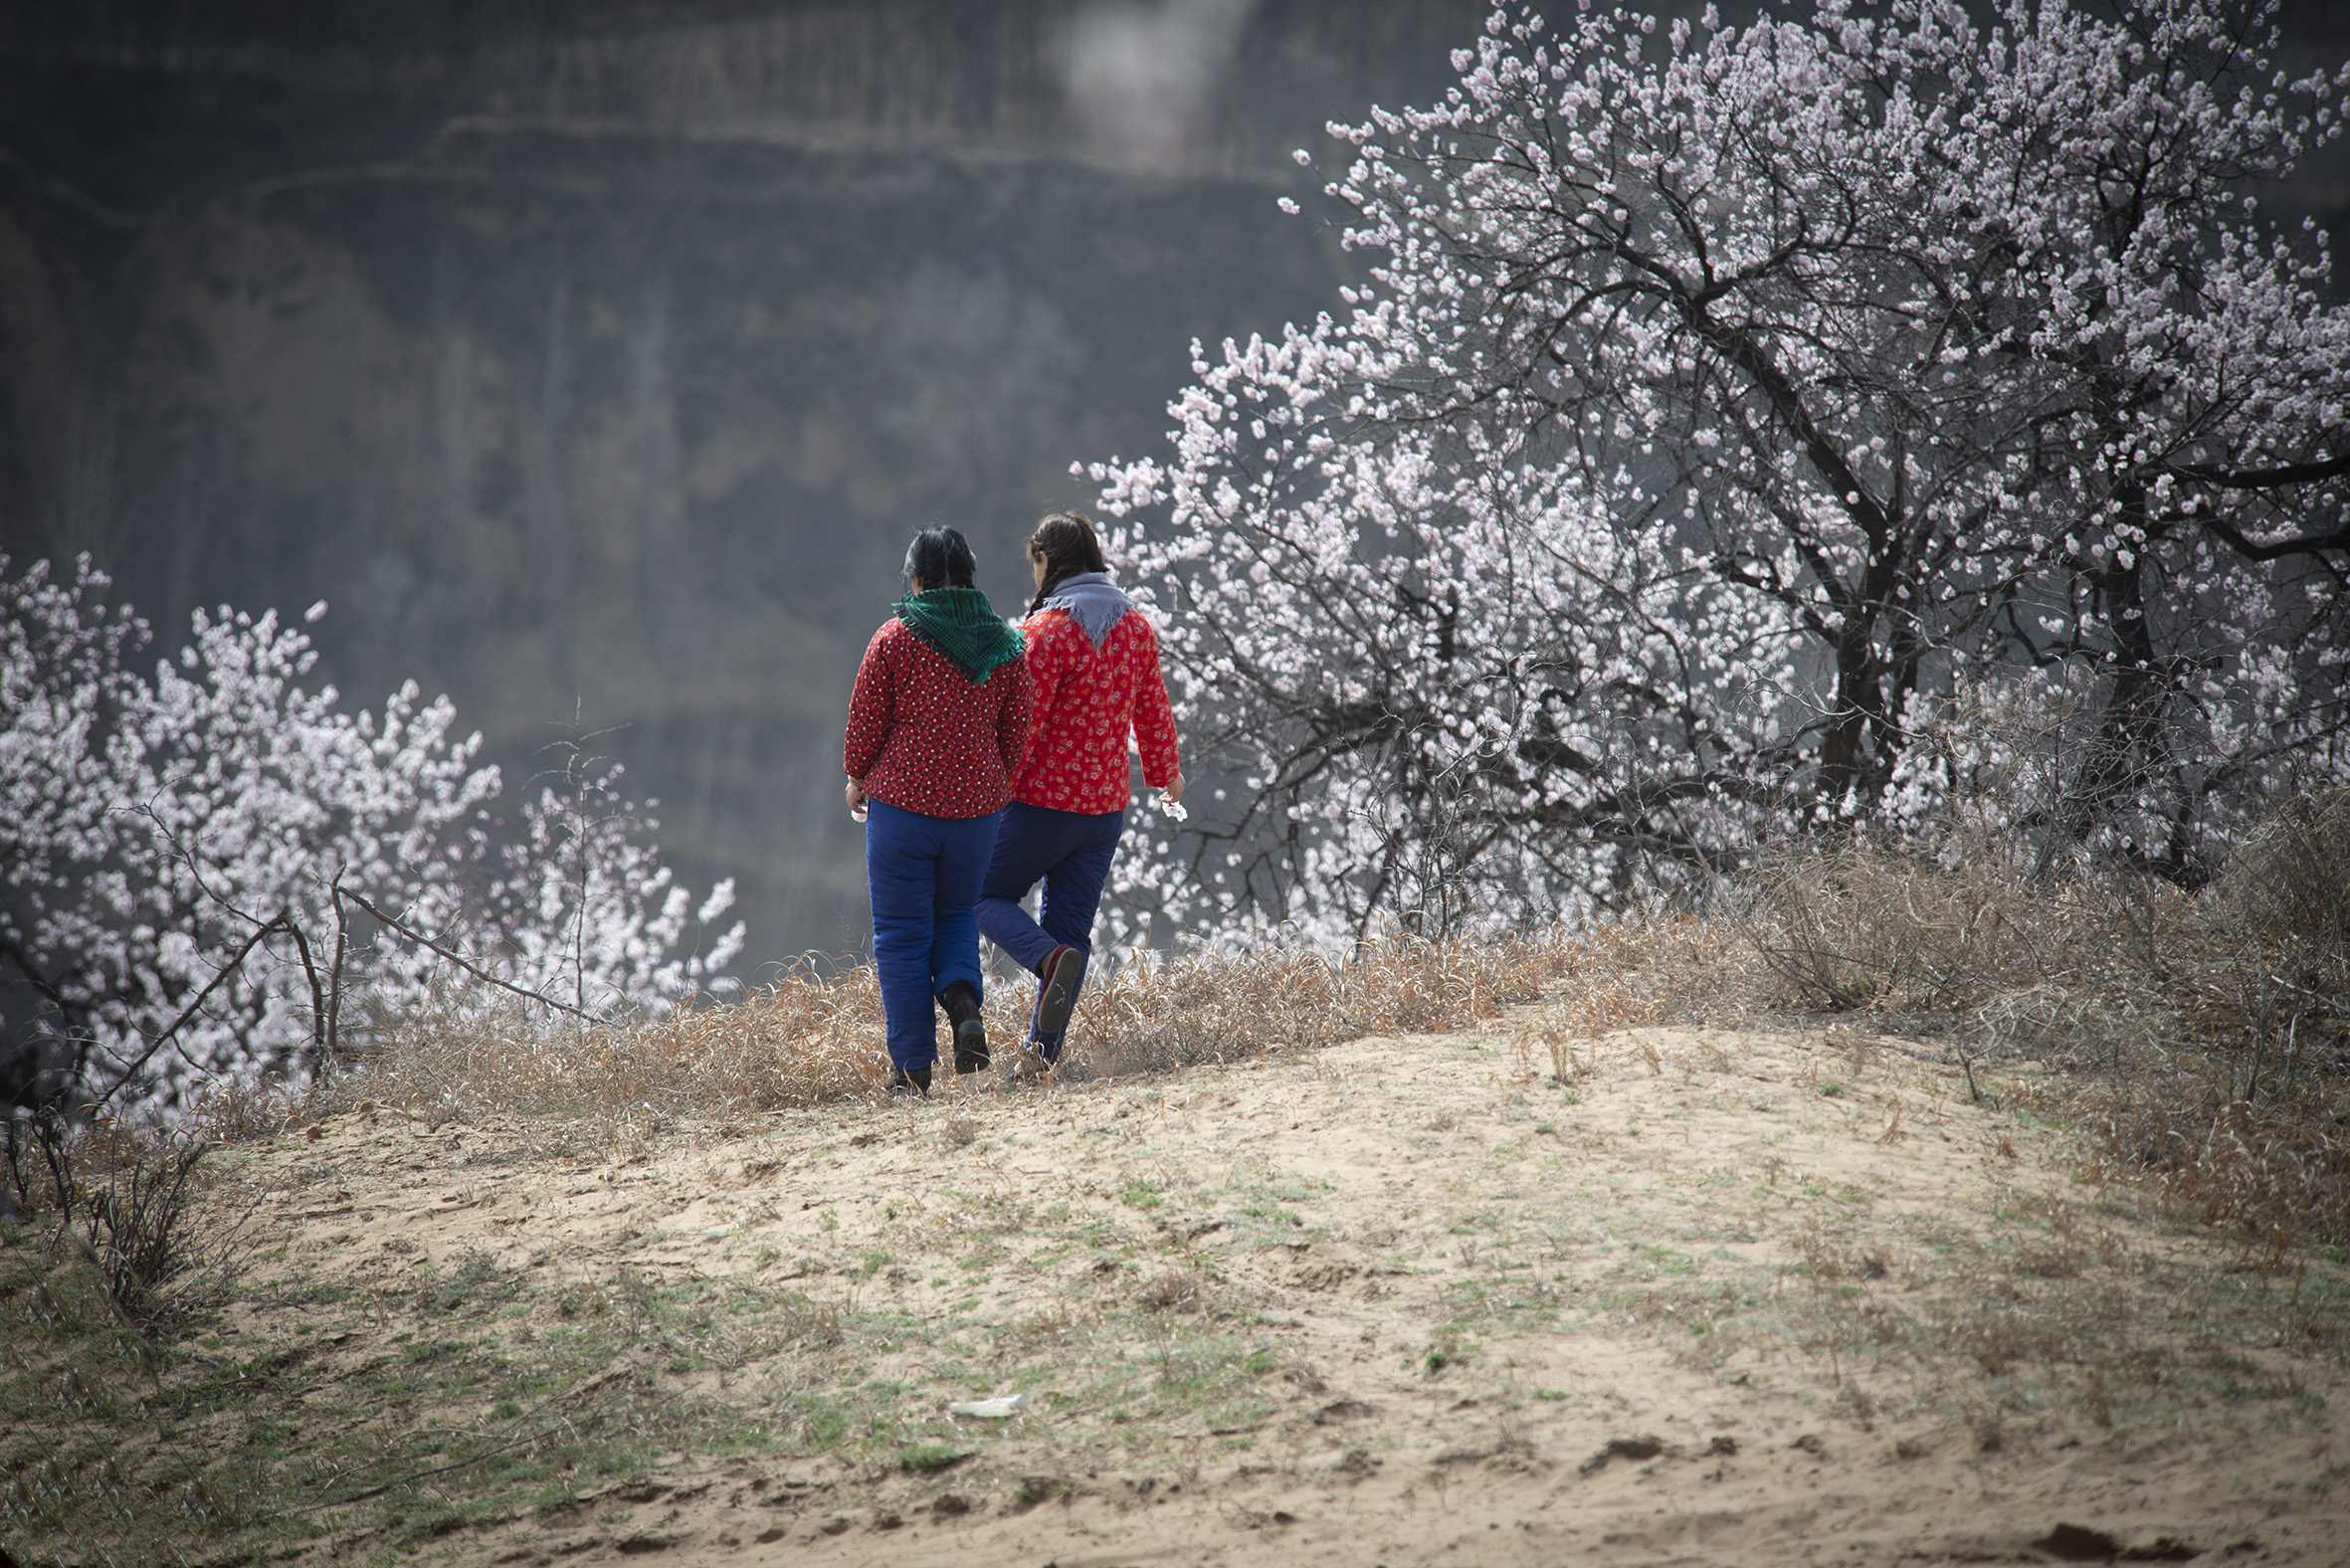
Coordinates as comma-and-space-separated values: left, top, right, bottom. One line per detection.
86, 918, 290, 1110
2198, 515, 2350, 562
2173, 452, 2350, 490
331, 887, 596, 1021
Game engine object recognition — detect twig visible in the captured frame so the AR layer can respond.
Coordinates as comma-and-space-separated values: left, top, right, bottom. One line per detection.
87, 918, 291, 1109
283, 915, 327, 1078
2245, 1013, 2266, 1107
136, 801, 269, 931
331, 886, 596, 1020
325, 869, 350, 1069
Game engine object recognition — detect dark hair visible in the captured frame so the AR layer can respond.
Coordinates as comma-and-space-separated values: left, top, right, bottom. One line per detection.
1026, 510, 1109, 614
902, 526, 977, 591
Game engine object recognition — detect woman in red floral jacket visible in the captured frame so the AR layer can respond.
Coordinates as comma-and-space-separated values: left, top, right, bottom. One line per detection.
844, 527, 1031, 1094
976, 511, 1182, 1070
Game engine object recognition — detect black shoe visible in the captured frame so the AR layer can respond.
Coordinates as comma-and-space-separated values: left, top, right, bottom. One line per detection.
941, 981, 989, 1075
888, 1066, 932, 1096
1031, 945, 1088, 1044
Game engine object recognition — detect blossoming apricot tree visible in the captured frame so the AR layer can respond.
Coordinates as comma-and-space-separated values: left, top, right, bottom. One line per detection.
1090, 0, 2350, 942
1, 555, 742, 1112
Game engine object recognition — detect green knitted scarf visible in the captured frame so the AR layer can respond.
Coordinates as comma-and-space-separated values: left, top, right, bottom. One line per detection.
893, 586, 1026, 684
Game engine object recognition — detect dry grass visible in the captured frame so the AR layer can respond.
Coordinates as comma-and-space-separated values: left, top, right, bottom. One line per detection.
1732, 832, 2186, 1033
2, 1109, 252, 1333
1733, 789, 2350, 1248
277, 784, 2350, 1256
309, 916, 1754, 1142
1062, 917, 1741, 1078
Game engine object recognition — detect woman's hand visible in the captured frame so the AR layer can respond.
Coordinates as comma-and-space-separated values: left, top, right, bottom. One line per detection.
1159, 771, 1185, 805
845, 777, 868, 814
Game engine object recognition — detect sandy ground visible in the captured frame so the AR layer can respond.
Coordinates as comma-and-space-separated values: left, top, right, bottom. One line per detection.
199, 1019, 2350, 1566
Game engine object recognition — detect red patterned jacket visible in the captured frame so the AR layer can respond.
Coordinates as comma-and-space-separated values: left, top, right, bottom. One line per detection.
1011, 607, 1181, 815
843, 621, 1034, 819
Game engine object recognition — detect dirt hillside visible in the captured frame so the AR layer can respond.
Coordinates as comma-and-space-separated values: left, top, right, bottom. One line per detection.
16, 1016, 2350, 1565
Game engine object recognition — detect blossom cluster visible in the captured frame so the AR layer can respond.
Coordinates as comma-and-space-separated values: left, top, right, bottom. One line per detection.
1, 555, 743, 1110
1087, 0, 2350, 944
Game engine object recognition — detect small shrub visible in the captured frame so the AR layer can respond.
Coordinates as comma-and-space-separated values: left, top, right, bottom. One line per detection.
185, 1078, 305, 1144
2216, 789, 2350, 957
415, 1250, 515, 1316
84, 1122, 223, 1330
1727, 783, 2350, 1249
896, 1444, 966, 1475
3, 1111, 246, 1333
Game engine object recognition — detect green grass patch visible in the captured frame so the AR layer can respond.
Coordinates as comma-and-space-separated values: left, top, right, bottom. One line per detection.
897, 1443, 969, 1474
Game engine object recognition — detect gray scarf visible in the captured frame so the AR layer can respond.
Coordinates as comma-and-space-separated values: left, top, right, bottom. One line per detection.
1036, 571, 1133, 650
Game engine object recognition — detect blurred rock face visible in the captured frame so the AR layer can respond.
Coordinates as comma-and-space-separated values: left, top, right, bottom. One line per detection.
0, 0, 1480, 960
1062, 0, 1257, 171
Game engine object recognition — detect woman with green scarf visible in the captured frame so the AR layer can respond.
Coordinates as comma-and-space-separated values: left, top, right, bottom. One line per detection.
843, 527, 1032, 1094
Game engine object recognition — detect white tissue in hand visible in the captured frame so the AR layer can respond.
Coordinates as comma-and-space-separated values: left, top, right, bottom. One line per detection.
1156, 796, 1189, 822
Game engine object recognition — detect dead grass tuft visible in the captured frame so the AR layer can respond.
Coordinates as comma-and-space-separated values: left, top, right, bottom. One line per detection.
993, 1303, 1094, 1353
323, 917, 1752, 1138
311, 956, 894, 1137
183, 1076, 309, 1144
1131, 1264, 1224, 1314
1732, 788, 2350, 1247
2218, 788, 2350, 961
1734, 834, 2176, 1029
2083, 1090, 2350, 1255
1064, 921, 1589, 1079
2, 1111, 252, 1333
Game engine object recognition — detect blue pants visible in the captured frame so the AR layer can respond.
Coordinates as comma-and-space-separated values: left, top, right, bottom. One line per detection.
864, 799, 999, 1072
975, 801, 1124, 1057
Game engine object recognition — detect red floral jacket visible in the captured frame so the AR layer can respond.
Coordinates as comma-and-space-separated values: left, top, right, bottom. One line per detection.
843, 620, 1033, 819
1011, 607, 1181, 815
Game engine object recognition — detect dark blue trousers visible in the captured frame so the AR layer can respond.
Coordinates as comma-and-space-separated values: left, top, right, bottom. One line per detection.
975, 801, 1124, 1059
864, 799, 999, 1072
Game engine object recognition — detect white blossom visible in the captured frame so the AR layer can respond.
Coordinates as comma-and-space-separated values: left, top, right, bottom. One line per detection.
2, 555, 743, 1111
1090, 0, 2350, 944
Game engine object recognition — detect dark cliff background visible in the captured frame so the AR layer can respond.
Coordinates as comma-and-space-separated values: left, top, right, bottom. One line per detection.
3, 0, 2344, 973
